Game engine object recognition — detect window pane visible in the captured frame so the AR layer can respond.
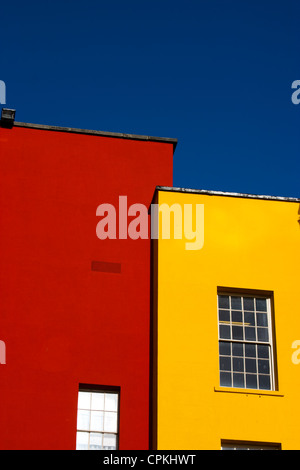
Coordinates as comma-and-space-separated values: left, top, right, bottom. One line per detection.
233, 357, 244, 372
245, 358, 257, 373
256, 298, 267, 312
243, 297, 255, 311
220, 372, 232, 387
103, 433, 117, 450
219, 309, 230, 322
104, 412, 118, 433
245, 327, 256, 341
90, 411, 104, 432
259, 374, 271, 390
244, 311, 255, 326
258, 345, 269, 359
232, 343, 243, 357
233, 373, 245, 388
245, 343, 256, 358
91, 393, 105, 411
105, 393, 118, 412
258, 360, 270, 375
219, 295, 230, 309
219, 324, 231, 339
78, 392, 91, 410
256, 312, 268, 327
77, 409, 90, 431
232, 311, 242, 323
219, 341, 231, 356
220, 356, 231, 371
231, 297, 242, 310
90, 433, 103, 450
257, 328, 269, 342
232, 326, 243, 340
76, 432, 89, 450
246, 374, 258, 389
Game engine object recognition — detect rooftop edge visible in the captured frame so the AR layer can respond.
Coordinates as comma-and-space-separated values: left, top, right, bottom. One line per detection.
11, 122, 178, 152
155, 186, 300, 203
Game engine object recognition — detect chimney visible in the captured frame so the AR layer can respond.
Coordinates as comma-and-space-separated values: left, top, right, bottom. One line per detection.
0, 108, 16, 128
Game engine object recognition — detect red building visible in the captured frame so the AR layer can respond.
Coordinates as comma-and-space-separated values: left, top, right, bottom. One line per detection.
0, 117, 176, 450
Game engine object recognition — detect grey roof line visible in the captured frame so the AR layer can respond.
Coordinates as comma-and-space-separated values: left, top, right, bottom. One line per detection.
13, 122, 178, 151
156, 186, 300, 203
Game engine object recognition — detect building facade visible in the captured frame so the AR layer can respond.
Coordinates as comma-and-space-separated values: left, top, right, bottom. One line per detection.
0, 120, 176, 450
151, 187, 300, 450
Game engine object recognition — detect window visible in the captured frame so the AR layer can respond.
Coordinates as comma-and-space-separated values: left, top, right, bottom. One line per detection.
76, 388, 119, 450
218, 292, 275, 391
221, 441, 280, 450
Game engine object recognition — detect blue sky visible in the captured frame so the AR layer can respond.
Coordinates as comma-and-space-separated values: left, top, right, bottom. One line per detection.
1, 0, 299, 197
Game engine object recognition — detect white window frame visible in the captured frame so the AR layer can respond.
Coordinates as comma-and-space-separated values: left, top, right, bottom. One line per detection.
217, 292, 276, 392
221, 441, 280, 450
76, 388, 120, 450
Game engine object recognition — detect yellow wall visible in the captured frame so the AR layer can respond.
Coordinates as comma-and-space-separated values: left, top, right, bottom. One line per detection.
153, 189, 300, 450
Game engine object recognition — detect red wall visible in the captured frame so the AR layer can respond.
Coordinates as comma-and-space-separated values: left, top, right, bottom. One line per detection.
0, 125, 173, 450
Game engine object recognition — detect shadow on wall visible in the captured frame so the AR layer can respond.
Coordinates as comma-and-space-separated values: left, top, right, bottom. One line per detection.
298, 204, 300, 227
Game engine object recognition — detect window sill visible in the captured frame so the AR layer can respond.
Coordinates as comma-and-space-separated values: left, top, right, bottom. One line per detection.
214, 386, 284, 397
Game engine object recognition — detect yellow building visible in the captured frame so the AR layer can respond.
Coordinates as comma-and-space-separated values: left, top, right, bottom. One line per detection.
151, 186, 300, 450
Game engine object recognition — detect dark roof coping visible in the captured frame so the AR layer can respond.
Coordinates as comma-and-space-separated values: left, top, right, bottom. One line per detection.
155, 186, 300, 203
12, 122, 177, 152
